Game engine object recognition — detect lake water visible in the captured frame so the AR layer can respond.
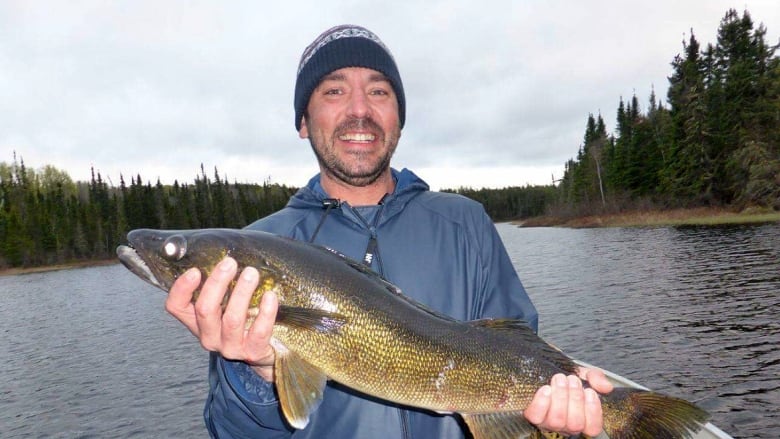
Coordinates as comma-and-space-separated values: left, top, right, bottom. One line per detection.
502, 222, 779, 439
0, 222, 778, 438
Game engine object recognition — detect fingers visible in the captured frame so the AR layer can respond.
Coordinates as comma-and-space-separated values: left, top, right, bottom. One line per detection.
525, 373, 604, 437
163, 256, 278, 382
578, 366, 609, 437
195, 257, 238, 351
245, 290, 278, 366
583, 388, 604, 437
579, 366, 614, 394
523, 384, 552, 425
565, 375, 586, 433
546, 374, 571, 431
220, 266, 260, 358
524, 374, 569, 428
165, 267, 202, 335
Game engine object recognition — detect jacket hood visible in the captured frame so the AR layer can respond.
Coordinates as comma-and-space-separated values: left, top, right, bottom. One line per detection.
286, 168, 430, 222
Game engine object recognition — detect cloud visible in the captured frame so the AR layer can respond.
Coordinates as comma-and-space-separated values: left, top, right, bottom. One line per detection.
1, 0, 778, 190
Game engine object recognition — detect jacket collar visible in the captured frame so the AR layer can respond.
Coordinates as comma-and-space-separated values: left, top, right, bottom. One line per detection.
287, 168, 429, 225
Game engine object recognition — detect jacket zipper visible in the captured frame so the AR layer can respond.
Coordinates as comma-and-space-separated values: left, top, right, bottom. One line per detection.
399, 409, 411, 439
350, 200, 412, 438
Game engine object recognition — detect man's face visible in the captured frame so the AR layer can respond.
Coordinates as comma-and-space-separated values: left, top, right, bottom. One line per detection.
299, 67, 401, 188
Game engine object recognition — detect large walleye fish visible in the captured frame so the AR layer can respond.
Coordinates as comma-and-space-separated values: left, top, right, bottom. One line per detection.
117, 228, 709, 439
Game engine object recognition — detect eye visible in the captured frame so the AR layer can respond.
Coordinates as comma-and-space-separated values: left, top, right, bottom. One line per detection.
162, 235, 187, 261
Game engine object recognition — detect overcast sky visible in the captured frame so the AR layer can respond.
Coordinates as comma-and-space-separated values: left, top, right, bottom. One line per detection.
2, 1, 779, 190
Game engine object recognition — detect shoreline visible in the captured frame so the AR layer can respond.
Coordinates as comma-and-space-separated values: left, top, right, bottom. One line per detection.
3, 208, 778, 276
514, 207, 780, 228
0, 259, 118, 277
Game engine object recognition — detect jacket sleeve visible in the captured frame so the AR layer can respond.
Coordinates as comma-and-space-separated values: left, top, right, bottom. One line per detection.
476, 212, 539, 333
204, 353, 292, 438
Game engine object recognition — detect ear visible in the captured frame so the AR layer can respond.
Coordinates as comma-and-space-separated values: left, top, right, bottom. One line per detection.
298, 117, 309, 139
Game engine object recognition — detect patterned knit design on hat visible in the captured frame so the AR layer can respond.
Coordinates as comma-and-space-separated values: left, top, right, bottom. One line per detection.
294, 25, 405, 131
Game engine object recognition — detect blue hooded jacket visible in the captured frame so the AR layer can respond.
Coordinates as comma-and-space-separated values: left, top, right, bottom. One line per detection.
203, 168, 538, 438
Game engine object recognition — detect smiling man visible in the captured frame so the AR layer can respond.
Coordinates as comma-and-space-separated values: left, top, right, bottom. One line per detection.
166, 24, 612, 438
301, 67, 400, 201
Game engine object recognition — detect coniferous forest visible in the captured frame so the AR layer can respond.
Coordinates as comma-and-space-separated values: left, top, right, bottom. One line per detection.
556, 9, 779, 215
1, 9, 778, 270
0, 161, 295, 268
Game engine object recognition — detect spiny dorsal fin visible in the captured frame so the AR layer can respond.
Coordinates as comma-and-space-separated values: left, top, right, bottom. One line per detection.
276, 305, 348, 334
274, 347, 327, 429
461, 412, 536, 439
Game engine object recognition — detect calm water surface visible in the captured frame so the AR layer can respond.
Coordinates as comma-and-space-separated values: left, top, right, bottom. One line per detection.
0, 265, 207, 438
501, 222, 779, 439
0, 223, 777, 438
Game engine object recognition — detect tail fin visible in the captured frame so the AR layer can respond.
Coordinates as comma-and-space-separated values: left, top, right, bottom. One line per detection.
602, 388, 710, 439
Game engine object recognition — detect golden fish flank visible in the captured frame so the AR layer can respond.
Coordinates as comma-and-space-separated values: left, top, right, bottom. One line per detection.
118, 228, 710, 439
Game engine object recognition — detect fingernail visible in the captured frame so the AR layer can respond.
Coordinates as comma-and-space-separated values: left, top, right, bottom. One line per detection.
585, 388, 598, 403
218, 257, 236, 272
242, 267, 258, 282
554, 374, 567, 387
261, 291, 278, 313
569, 375, 582, 388
185, 268, 200, 281
541, 385, 552, 397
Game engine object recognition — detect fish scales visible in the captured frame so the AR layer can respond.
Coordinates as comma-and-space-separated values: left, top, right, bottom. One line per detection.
118, 228, 710, 439
259, 239, 555, 412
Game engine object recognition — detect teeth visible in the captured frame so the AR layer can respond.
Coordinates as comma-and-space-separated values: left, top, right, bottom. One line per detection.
339, 133, 375, 142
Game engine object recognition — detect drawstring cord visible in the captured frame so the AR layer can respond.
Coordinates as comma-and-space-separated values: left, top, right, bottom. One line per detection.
354, 194, 389, 273
310, 198, 340, 243
309, 194, 389, 275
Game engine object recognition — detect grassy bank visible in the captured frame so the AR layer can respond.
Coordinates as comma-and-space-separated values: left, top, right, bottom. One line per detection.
516, 207, 780, 228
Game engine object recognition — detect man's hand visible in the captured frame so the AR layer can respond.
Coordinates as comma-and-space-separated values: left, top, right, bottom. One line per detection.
523, 367, 614, 437
165, 256, 278, 382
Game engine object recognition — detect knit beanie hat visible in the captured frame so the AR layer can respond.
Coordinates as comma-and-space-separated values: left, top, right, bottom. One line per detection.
294, 24, 406, 131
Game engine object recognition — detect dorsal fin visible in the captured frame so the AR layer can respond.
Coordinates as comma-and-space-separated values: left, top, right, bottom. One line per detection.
322, 243, 463, 324
468, 318, 578, 375
468, 318, 530, 331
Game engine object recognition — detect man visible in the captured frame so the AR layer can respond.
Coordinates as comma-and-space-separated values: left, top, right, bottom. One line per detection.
166, 25, 612, 438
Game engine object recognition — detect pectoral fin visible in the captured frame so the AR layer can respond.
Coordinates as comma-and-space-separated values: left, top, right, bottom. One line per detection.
461, 412, 536, 439
276, 305, 347, 333
274, 347, 327, 429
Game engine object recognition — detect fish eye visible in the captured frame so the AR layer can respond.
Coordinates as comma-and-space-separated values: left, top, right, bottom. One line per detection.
162, 235, 187, 261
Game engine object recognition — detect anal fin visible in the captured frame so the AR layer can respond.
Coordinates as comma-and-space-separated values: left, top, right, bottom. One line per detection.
527, 430, 580, 439
461, 412, 537, 439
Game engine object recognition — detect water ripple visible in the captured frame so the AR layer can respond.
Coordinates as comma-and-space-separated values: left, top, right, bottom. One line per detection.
499, 222, 780, 439
1, 224, 777, 438
0, 265, 208, 438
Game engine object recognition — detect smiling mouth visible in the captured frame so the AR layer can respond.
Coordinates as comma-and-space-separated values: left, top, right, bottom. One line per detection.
338, 133, 376, 142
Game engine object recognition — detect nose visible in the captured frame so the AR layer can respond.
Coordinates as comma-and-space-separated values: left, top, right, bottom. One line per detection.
346, 90, 370, 119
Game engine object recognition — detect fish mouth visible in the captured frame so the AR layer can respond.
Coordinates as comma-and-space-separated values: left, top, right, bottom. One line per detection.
116, 244, 166, 290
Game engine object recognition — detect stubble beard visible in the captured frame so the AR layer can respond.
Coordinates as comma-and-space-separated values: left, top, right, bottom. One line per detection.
308, 117, 400, 187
